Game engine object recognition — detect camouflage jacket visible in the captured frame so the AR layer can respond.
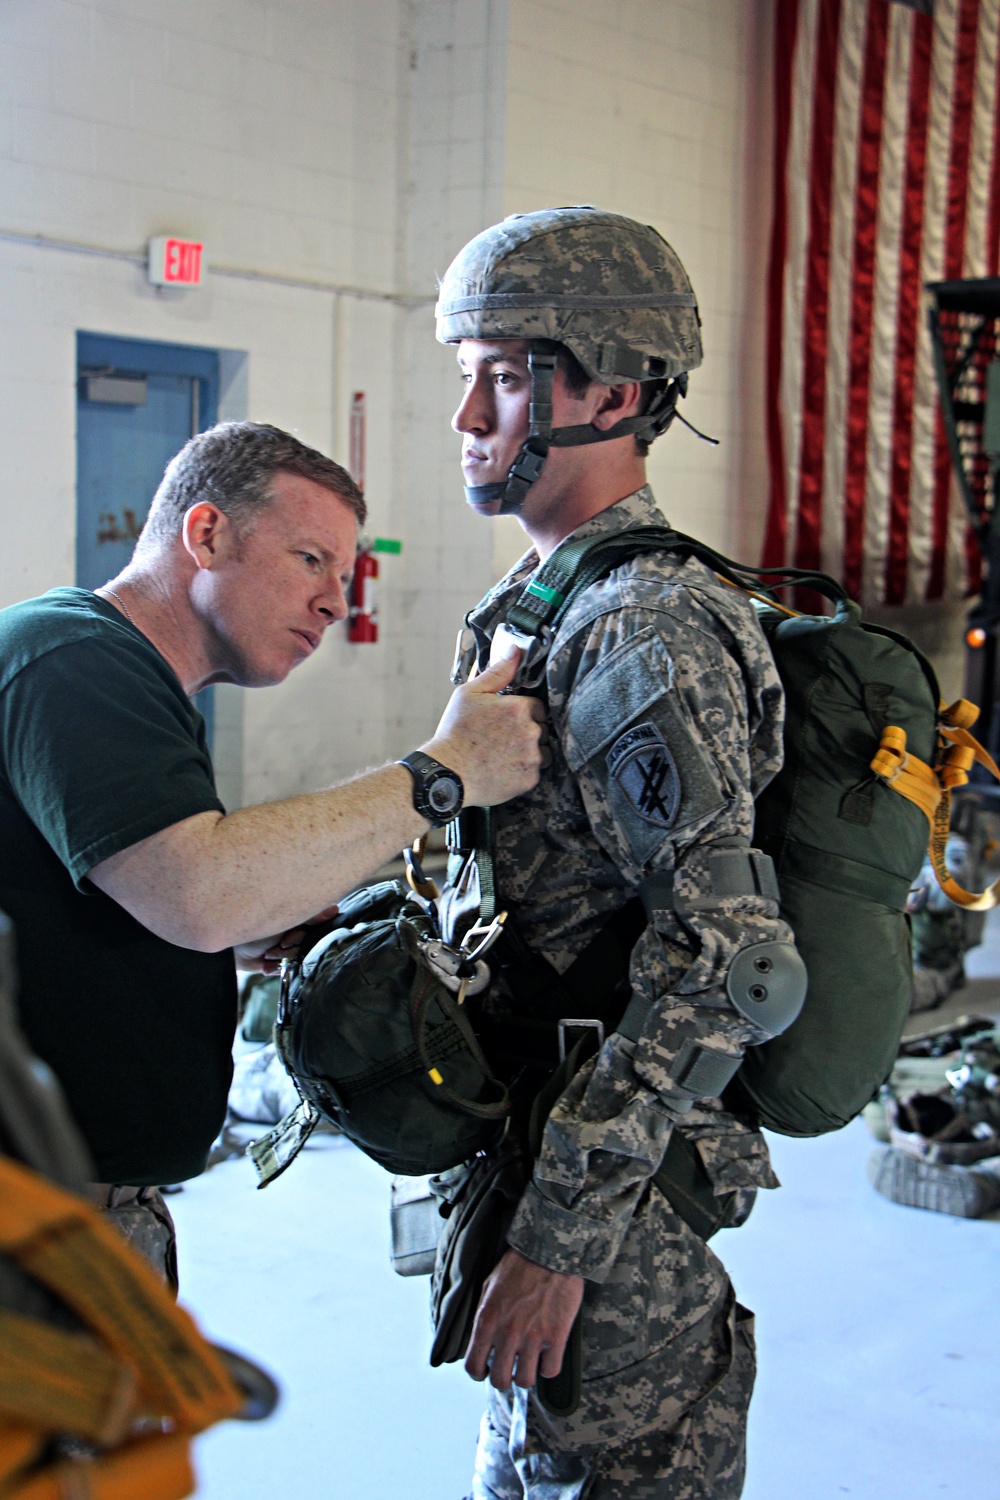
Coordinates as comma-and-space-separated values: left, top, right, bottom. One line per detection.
454, 487, 789, 1281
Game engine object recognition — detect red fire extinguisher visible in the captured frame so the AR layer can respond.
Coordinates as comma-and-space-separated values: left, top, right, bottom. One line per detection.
348, 543, 379, 643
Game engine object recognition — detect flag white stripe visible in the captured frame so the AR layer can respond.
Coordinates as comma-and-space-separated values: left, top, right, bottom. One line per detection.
780, 0, 823, 564
822, 0, 868, 582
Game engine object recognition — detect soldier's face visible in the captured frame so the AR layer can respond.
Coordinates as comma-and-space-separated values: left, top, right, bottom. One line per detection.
453, 339, 584, 514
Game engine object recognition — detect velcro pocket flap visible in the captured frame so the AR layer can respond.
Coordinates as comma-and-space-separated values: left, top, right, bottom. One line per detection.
563, 628, 673, 770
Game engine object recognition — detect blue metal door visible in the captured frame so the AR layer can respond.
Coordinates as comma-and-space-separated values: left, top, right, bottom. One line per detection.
76, 333, 220, 739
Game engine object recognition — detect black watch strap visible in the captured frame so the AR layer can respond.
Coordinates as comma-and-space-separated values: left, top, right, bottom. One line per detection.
397, 751, 465, 828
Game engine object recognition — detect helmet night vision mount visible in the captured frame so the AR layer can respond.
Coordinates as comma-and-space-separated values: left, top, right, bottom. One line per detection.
435, 206, 706, 514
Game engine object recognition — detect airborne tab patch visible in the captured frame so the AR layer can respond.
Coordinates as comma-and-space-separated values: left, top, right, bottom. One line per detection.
606, 722, 680, 829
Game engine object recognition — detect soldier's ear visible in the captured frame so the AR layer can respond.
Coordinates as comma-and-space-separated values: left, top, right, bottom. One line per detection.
590, 381, 644, 431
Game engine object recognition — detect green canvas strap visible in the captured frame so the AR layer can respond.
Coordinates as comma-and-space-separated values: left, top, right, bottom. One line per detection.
504, 524, 847, 644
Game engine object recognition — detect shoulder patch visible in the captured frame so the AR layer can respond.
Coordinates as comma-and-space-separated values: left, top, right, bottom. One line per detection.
606, 722, 680, 829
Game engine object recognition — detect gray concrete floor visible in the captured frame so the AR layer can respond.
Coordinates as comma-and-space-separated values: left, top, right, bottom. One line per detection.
173, 926, 1000, 1499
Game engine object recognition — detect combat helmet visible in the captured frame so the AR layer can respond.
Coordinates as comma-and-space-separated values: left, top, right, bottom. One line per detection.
436, 205, 703, 512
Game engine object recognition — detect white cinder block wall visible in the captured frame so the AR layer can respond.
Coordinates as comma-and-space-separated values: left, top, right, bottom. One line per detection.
0, 0, 775, 808
491, 0, 775, 576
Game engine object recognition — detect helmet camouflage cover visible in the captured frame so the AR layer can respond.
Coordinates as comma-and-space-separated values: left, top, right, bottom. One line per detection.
435, 205, 702, 383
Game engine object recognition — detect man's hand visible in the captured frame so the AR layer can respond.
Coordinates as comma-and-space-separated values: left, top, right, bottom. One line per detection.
465, 1247, 584, 1390
423, 647, 546, 808
234, 904, 340, 973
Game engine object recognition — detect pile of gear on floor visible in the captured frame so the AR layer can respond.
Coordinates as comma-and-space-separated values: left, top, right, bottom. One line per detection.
863, 789, 1000, 1221
908, 790, 1000, 1013
866, 1014, 1000, 1219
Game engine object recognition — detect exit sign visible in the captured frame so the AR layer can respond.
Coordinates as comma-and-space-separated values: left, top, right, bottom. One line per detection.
147, 237, 204, 287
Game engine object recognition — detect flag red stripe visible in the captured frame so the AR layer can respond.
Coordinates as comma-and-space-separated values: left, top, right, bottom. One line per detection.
989, 16, 1000, 275
762, 0, 802, 569
793, 0, 842, 574
928, 0, 981, 600
842, 0, 891, 600
883, 10, 935, 605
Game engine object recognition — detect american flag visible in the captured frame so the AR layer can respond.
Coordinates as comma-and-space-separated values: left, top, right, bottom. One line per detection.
762, 0, 1000, 605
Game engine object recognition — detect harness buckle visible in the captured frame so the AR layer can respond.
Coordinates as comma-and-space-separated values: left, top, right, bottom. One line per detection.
557, 1018, 606, 1064
459, 912, 508, 966
492, 622, 555, 691
418, 937, 492, 999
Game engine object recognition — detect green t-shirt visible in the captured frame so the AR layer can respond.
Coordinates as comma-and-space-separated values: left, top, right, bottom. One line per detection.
0, 589, 237, 1185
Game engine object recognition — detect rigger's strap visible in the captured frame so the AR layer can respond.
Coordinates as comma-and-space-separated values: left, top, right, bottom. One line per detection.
870, 698, 1000, 911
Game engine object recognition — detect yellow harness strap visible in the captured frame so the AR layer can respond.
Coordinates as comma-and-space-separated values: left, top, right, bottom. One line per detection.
0, 1311, 136, 1446
8, 1431, 194, 1500
870, 698, 1000, 911
0, 1158, 243, 1500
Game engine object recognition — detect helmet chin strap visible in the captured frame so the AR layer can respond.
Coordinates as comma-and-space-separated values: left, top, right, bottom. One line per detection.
462, 358, 701, 516
463, 349, 558, 515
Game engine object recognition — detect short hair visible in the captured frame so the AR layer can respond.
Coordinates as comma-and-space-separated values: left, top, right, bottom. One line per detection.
139, 422, 366, 549
531, 339, 669, 457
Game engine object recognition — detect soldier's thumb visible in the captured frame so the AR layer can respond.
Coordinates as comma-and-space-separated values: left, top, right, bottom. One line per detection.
472, 646, 522, 693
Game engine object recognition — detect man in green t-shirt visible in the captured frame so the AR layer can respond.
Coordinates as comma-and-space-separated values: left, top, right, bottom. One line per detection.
0, 421, 543, 1285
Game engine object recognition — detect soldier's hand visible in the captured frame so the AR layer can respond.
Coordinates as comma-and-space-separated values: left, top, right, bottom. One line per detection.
465, 1247, 584, 1390
423, 649, 546, 808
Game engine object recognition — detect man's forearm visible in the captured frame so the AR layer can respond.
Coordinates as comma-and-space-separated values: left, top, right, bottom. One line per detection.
88, 648, 543, 951
90, 763, 427, 950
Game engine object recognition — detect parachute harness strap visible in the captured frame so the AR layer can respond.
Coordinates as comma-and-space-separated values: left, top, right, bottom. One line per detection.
870, 698, 1000, 910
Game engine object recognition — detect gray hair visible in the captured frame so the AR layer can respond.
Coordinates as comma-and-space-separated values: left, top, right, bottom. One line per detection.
139, 422, 366, 548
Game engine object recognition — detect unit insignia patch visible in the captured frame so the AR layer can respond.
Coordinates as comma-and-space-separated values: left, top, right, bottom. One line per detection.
606, 721, 680, 829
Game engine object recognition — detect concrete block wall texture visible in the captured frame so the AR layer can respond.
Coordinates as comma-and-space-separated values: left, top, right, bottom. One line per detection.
0, 0, 775, 807
499, 0, 775, 567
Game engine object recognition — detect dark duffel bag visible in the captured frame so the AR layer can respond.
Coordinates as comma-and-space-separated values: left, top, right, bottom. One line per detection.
249, 881, 510, 1185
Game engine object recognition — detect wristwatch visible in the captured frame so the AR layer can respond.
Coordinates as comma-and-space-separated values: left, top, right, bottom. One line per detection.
397, 751, 465, 828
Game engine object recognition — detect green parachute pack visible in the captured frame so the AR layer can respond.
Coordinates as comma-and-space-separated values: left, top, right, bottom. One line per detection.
500, 523, 1000, 1137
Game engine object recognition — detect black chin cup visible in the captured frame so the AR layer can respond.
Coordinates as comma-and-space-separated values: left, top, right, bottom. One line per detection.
463, 480, 509, 513
464, 436, 551, 515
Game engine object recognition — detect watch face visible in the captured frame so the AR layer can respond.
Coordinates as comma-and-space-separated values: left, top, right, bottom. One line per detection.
427, 774, 462, 818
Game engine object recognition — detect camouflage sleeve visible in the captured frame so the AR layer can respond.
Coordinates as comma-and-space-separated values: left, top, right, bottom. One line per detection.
506, 597, 790, 1281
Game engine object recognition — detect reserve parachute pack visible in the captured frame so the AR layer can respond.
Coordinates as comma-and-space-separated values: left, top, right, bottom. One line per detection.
249, 881, 512, 1186
498, 524, 1000, 1137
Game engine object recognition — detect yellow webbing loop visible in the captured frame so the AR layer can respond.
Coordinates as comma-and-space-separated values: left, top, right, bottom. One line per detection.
870, 700, 1000, 911
0, 1159, 243, 1500
869, 728, 942, 822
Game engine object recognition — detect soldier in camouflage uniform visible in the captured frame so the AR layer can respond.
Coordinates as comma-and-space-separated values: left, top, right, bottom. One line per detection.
435, 208, 805, 1499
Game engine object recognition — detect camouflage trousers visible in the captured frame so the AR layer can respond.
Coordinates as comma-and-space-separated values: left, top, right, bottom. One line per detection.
92, 1185, 179, 1295
470, 1187, 755, 1500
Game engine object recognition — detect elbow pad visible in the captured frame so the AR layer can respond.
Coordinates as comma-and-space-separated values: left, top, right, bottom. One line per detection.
726, 941, 807, 1038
